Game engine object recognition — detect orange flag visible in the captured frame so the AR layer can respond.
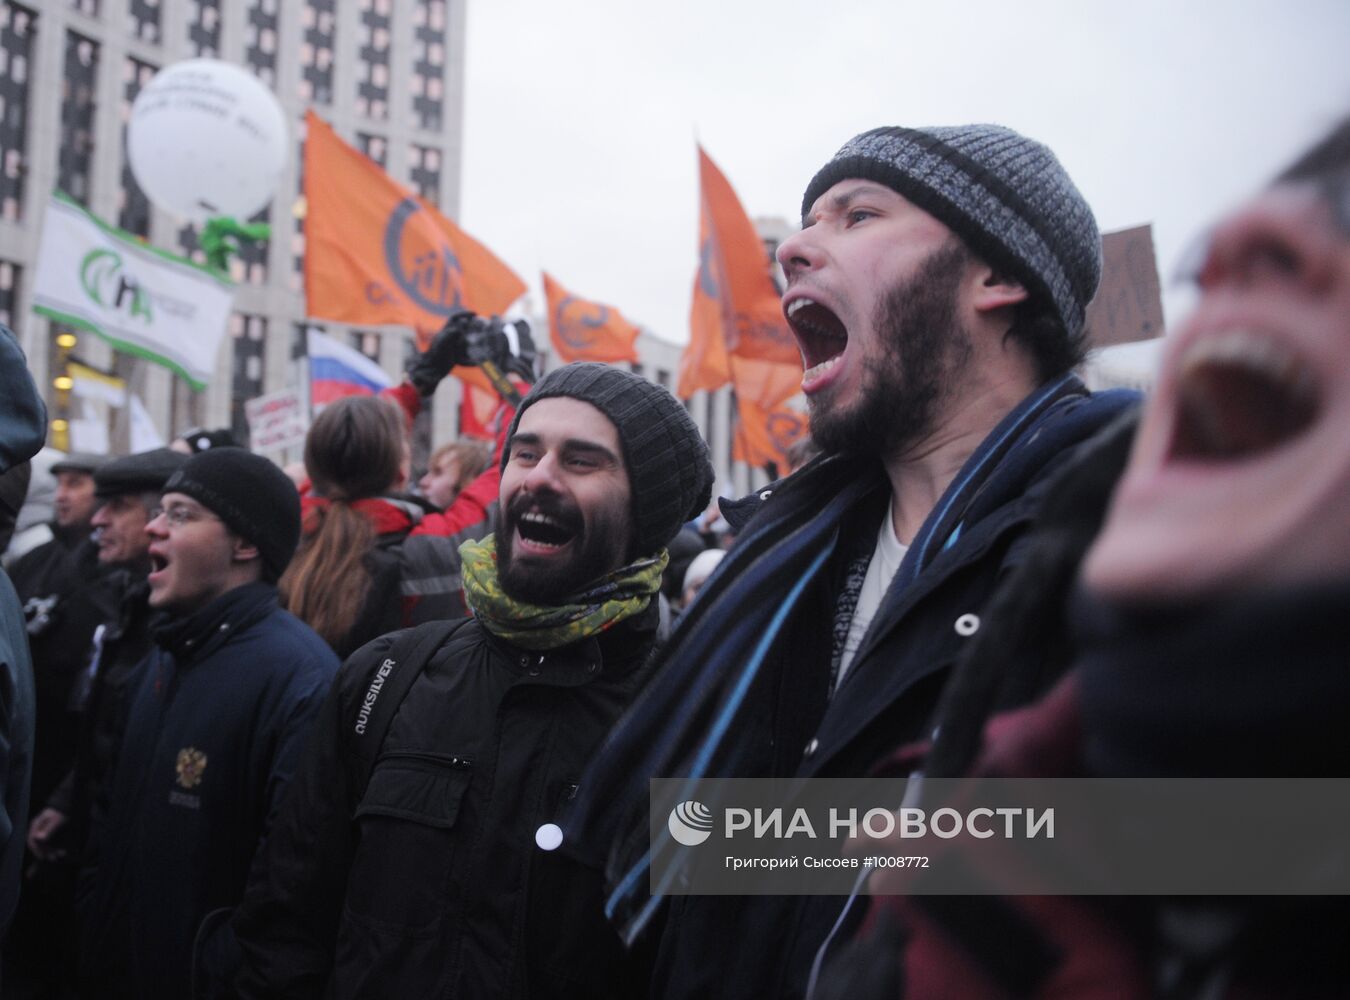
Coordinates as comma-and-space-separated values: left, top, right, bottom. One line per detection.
732, 392, 809, 471
678, 146, 800, 405
459, 380, 500, 440
542, 272, 639, 364
303, 110, 525, 347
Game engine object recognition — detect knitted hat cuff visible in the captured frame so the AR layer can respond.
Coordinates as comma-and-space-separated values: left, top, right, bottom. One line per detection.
801, 125, 1101, 338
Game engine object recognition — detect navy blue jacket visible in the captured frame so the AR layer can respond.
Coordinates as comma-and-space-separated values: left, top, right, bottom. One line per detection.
75, 582, 338, 1000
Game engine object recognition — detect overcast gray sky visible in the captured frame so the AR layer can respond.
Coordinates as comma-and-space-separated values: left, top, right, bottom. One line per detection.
460, 0, 1350, 347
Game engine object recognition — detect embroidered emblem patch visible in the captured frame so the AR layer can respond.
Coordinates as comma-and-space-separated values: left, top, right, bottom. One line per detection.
175, 747, 208, 789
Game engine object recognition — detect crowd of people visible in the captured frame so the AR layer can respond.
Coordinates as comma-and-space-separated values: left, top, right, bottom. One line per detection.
0, 111, 1345, 999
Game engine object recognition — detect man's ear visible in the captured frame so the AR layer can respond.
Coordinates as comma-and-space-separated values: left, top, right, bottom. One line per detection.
231, 537, 262, 565
972, 267, 1029, 314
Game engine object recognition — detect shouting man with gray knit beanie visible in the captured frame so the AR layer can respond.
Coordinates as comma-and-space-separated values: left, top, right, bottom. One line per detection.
559, 124, 1142, 1000
230, 363, 715, 999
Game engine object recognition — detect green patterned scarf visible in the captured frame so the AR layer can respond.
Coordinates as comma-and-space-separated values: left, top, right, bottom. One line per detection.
459, 534, 668, 650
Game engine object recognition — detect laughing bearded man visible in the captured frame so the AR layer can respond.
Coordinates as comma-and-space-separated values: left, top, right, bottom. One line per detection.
565, 125, 1141, 999
231, 364, 714, 1000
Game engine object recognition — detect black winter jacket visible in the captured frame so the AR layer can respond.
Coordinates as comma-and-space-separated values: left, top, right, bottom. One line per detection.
75, 583, 338, 1000
9, 529, 119, 808
648, 383, 1139, 1000
233, 606, 660, 999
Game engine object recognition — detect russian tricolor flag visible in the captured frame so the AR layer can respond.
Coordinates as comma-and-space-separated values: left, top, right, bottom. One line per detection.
307, 328, 392, 407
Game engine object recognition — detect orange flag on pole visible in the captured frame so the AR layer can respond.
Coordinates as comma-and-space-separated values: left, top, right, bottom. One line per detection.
541, 272, 640, 364
678, 146, 800, 405
732, 391, 809, 471
303, 111, 525, 347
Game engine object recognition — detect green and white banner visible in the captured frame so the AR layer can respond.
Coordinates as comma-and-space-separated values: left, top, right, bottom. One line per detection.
32, 193, 236, 390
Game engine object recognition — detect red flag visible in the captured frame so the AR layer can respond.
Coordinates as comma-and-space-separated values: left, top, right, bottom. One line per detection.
679, 146, 800, 405
303, 110, 526, 347
542, 272, 640, 364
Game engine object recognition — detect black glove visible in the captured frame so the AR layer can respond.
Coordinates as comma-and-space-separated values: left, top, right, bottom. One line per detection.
407, 309, 488, 395
504, 319, 538, 384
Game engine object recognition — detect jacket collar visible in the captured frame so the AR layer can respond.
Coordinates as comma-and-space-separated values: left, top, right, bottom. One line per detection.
152, 581, 277, 665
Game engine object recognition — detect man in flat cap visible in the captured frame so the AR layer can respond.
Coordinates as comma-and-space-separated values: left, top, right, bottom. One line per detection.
75, 448, 338, 1000
7, 452, 117, 815
12, 449, 187, 994
27, 450, 188, 867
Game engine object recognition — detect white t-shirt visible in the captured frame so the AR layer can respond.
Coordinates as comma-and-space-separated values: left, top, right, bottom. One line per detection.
835, 505, 908, 690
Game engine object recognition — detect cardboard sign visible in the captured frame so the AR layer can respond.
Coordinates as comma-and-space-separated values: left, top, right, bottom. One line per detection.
1085, 224, 1164, 349
245, 387, 309, 455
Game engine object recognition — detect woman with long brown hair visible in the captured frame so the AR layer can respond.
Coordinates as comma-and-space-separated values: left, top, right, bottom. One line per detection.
280, 396, 423, 659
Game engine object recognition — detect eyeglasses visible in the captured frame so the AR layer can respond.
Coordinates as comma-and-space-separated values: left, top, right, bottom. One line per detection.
149, 504, 221, 529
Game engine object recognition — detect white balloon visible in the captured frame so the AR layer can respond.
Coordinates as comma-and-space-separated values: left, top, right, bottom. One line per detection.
127, 59, 289, 223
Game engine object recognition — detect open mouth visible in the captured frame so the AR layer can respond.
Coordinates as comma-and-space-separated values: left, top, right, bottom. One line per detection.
1169, 331, 1319, 462
515, 510, 578, 551
786, 298, 849, 383
149, 552, 169, 575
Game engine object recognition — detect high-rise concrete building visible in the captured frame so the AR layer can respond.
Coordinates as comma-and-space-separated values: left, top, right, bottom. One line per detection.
0, 0, 770, 499
0, 0, 465, 453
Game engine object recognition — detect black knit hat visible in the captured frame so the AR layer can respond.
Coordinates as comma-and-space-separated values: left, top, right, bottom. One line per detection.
162, 447, 301, 581
95, 448, 188, 500
800, 124, 1101, 337
505, 363, 715, 557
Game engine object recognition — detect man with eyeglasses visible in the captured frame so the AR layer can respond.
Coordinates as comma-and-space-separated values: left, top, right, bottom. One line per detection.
74, 447, 338, 1000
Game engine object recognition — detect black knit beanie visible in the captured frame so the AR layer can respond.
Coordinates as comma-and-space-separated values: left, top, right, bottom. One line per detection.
162, 447, 301, 581
504, 363, 715, 557
800, 124, 1101, 338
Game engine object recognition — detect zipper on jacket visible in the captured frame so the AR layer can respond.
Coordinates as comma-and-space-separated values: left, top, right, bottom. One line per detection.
374, 748, 473, 769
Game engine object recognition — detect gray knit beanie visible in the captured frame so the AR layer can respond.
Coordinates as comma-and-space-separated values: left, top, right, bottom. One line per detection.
504, 363, 714, 557
800, 125, 1101, 337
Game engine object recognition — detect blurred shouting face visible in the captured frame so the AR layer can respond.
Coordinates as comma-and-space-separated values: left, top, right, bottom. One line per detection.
1084, 169, 1350, 603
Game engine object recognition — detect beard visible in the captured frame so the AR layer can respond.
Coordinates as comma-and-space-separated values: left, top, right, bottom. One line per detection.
809, 242, 974, 458
497, 488, 631, 605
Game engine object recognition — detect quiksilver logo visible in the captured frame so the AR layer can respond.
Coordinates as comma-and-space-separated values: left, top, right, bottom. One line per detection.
354, 658, 395, 734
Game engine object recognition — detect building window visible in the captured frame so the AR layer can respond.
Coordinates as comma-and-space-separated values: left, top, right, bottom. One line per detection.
177, 223, 205, 266
408, 143, 440, 205
117, 57, 157, 237
230, 207, 270, 286
0, 2, 36, 223
299, 0, 334, 104
355, 0, 390, 121
0, 258, 19, 328
290, 133, 305, 292
230, 313, 267, 445
68, 0, 99, 17
128, 0, 160, 44
58, 32, 99, 206
245, 0, 277, 88
411, 0, 446, 131
351, 330, 380, 362
187, 0, 221, 57
357, 132, 387, 168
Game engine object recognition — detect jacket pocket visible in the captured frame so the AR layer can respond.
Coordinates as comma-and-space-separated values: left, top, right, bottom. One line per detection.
343, 752, 472, 932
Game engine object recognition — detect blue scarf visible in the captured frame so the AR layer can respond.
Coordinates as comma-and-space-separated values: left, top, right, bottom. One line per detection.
564, 375, 1138, 941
